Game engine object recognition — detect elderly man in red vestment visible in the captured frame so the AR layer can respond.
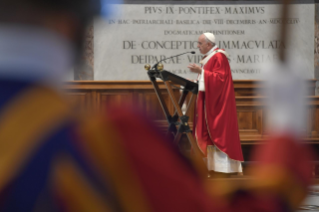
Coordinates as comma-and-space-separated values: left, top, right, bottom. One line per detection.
188, 33, 244, 177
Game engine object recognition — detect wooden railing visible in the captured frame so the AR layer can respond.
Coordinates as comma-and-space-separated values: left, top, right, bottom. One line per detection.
63, 80, 319, 146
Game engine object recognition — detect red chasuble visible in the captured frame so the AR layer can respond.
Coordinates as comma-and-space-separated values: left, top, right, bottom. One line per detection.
193, 49, 244, 161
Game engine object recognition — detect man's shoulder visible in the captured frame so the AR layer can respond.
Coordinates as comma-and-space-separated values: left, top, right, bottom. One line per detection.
212, 48, 229, 59
206, 49, 229, 65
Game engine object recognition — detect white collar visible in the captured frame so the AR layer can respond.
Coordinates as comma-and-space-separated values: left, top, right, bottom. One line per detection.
204, 46, 218, 56
0, 25, 75, 85
200, 46, 220, 66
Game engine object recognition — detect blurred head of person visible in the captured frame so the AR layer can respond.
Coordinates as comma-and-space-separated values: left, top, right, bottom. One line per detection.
0, 0, 101, 67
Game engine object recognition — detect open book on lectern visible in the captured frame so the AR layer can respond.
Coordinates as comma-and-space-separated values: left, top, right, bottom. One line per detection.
148, 69, 198, 95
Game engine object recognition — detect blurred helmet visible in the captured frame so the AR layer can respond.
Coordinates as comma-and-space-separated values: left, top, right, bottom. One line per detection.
0, 0, 104, 23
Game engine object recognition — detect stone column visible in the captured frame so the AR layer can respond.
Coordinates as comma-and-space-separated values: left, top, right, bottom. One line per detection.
315, 4, 319, 94
74, 25, 94, 80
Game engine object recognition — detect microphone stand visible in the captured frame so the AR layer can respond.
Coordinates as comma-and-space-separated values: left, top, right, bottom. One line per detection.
152, 51, 195, 70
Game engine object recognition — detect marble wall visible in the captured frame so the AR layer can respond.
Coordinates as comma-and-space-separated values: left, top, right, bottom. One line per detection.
74, 1, 318, 84
315, 3, 319, 94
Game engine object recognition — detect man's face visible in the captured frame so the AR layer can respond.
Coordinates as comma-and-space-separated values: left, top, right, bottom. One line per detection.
197, 34, 212, 55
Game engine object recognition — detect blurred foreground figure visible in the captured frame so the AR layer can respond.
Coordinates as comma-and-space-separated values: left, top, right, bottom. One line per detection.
0, 0, 314, 211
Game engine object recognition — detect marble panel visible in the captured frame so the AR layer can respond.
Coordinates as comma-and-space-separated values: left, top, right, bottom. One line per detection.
95, 3, 314, 80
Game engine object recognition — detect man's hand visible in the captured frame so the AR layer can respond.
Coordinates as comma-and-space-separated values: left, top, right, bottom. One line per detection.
187, 63, 202, 74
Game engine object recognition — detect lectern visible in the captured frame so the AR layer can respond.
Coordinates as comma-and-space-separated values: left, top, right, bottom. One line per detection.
147, 69, 197, 142
146, 65, 206, 175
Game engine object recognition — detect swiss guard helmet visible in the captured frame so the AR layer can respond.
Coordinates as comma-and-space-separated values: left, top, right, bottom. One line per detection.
0, 0, 102, 23
0, 0, 118, 61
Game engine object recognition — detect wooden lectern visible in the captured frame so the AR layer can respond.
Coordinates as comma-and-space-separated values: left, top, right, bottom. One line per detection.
147, 66, 207, 176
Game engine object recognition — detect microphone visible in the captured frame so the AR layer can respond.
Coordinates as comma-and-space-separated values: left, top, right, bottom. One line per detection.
152, 51, 196, 70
